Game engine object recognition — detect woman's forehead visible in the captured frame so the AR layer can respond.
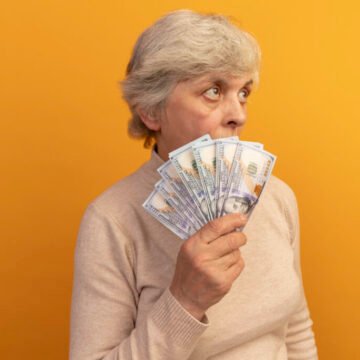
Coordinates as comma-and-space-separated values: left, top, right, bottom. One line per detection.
183, 72, 254, 88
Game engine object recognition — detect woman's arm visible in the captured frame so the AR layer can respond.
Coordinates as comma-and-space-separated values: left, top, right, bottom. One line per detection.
283, 189, 318, 360
69, 204, 208, 360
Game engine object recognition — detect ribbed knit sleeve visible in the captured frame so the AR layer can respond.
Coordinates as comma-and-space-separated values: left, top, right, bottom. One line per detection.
69, 203, 208, 360
283, 188, 318, 360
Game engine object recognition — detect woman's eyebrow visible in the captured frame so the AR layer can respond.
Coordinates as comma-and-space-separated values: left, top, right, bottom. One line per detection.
192, 77, 254, 89
211, 78, 254, 89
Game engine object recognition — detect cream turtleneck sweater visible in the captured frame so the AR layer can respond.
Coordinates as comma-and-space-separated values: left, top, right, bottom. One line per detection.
70, 150, 318, 359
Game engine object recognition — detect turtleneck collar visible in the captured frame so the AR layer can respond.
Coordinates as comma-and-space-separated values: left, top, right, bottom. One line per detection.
138, 144, 165, 185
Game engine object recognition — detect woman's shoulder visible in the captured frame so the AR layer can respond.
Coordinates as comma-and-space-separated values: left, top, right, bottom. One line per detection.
82, 159, 161, 226
267, 174, 296, 198
248, 175, 300, 246
262, 174, 299, 215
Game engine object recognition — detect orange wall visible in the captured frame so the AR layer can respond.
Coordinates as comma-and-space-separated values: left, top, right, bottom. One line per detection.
1, 1, 359, 358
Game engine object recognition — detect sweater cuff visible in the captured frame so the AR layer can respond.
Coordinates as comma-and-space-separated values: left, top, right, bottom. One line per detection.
151, 287, 209, 348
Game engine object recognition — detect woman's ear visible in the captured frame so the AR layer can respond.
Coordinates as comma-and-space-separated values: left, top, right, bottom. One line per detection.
137, 108, 161, 131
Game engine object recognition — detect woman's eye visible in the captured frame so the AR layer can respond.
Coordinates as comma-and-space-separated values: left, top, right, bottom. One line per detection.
204, 87, 220, 100
239, 89, 250, 103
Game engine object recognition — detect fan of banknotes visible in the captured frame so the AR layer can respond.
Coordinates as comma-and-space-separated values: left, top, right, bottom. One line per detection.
143, 135, 276, 240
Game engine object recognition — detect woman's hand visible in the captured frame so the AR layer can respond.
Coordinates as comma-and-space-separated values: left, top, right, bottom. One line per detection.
169, 213, 248, 321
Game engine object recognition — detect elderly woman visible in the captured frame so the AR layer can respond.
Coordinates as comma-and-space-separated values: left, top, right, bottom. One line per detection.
70, 10, 318, 360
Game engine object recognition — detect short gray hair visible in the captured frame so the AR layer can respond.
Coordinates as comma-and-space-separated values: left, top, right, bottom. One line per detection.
120, 9, 261, 147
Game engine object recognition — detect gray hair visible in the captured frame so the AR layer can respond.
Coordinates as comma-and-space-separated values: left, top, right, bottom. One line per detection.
120, 9, 261, 147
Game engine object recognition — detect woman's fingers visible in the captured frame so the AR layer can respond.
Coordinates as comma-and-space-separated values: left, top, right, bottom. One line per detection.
209, 231, 247, 259
226, 257, 245, 281
198, 213, 247, 244
213, 248, 242, 270
170, 214, 248, 319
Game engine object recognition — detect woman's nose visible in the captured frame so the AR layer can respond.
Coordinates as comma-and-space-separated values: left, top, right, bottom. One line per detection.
223, 96, 247, 127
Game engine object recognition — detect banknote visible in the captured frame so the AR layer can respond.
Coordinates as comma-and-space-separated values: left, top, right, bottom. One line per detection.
169, 135, 212, 222
237, 146, 276, 201
221, 144, 276, 222
240, 141, 264, 150
143, 189, 196, 240
220, 137, 263, 150
158, 159, 206, 226
215, 138, 240, 217
215, 139, 266, 217
143, 135, 276, 240
192, 140, 217, 219
155, 179, 202, 231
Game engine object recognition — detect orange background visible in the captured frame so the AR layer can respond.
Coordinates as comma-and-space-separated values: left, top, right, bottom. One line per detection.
1, 1, 359, 358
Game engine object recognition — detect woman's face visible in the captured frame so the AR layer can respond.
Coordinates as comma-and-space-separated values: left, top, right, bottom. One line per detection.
155, 72, 254, 160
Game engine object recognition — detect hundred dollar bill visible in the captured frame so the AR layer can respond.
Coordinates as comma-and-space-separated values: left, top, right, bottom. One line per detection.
220, 136, 239, 142
215, 138, 239, 217
143, 189, 196, 240
217, 136, 263, 149
219, 136, 263, 150
169, 135, 212, 222
157, 160, 206, 226
155, 179, 202, 231
215, 139, 266, 217
240, 141, 264, 150
192, 140, 217, 219
188, 136, 255, 220
221, 144, 276, 222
